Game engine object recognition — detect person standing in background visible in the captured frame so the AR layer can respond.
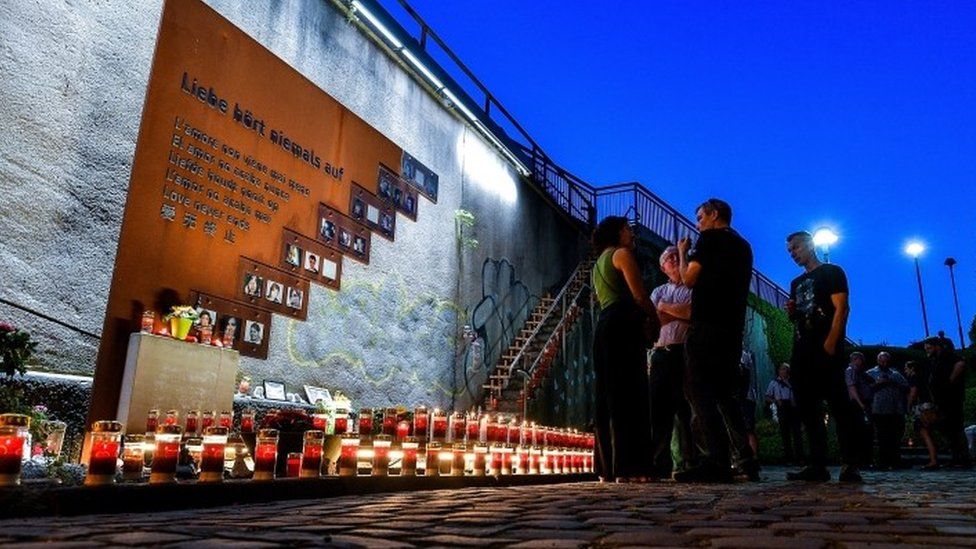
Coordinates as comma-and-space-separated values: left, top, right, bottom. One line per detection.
766, 363, 804, 465
866, 352, 909, 470
846, 351, 875, 469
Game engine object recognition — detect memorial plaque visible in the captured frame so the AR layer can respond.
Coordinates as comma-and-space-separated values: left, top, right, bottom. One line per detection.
237, 257, 310, 321
377, 164, 419, 221
280, 228, 343, 290
349, 182, 397, 241
318, 203, 372, 264
401, 151, 439, 203
91, 0, 405, 423
191, 291, 273, 359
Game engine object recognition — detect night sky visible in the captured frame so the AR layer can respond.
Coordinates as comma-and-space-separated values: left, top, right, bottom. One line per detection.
382, 0, 975, 346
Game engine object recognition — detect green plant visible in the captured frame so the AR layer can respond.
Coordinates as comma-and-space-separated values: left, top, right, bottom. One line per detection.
454, 209, 478, 250
747, 294, 793, 367
163, 306, 200, 322
0, 322, 37, 378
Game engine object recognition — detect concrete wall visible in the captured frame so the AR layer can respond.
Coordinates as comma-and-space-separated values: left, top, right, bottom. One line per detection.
0, 0, 583, 412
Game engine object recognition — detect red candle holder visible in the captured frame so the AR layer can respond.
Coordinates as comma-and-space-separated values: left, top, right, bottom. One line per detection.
413, 407, 428, 440
466, 414, 480, 444
500, 444, 515, 475
396, 420, 410, 442
425, 442, 441, 476
451, 443, 466, 476
253, 428, 278, 481
381, 408, 397, 437
543, 448, 556, 475
164, 409, 179, 427
372, 435, 392, 476
85, 420, 123, 486
185, 410, 200, 435
448, 412, 465, 443
218, 411, 233, 430
472, 443, 488, 476
149, 424, 183, 484
145, 409, 159, 434
312, 413, 329, 432
530, 446, 542, 474
201, 411, 215, 430
516, 447, 530, 475
431, 409, 448, 442
199, 426, 228, 482
286, 452, 302, 477
334, 411, 349, 435
358, 408, 374, 437
338, 434, 359, 477
121, 434, 146, 481
300, 430, 324, 478
488, 445, 503, 476
0, 414, 30, 486
400, 437, 418, 476
141, 310, 156, 333
241, 409, 255, 433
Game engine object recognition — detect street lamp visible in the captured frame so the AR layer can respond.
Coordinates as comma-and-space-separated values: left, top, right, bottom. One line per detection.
945, 257, 966, 349
905, 242, 929, 338
812, 228, 839, 263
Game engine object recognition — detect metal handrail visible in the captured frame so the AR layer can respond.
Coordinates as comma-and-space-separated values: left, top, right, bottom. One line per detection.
519, 282, 589, 391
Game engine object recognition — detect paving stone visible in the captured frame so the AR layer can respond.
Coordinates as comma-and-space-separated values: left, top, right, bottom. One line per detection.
327, 534, 415, 548
682, 527, 765, 538
167, 541, 279, 548
598, 531, 691, 546
2, 543, 106, 549
934, 525, 976, 535
91, 531, 196, 545
515, 520, 587, 530
414, 534, 518, 546
709, 536, 826, 549
670, 520, 753, 529
506, 540, 588, 548
506, 528, 601, 541
767, 521, 833, 532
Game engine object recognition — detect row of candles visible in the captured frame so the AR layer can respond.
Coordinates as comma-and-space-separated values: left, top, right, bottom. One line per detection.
0, 409, 595, 486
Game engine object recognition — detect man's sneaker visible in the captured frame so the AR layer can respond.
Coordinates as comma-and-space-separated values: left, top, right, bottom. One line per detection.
838, 465, 863, 483
786, 466, 830, 482
733, 459, 761, 482
673, 462, 734, 483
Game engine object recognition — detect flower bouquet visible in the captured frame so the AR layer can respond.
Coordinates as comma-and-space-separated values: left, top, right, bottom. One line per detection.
163, 306, 199, 341
0, 322, 37, 378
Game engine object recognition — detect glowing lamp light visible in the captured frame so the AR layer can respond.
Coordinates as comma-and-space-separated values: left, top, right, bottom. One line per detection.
812, 228, 838, 247
905, 242, 925, 258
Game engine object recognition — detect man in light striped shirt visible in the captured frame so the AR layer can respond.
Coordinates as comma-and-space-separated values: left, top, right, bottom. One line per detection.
765, 363, 804, 465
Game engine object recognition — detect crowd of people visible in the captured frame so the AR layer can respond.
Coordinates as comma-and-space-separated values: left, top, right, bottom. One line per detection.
590, 198, 972, 484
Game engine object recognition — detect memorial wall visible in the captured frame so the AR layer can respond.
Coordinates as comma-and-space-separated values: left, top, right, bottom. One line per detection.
0, 0, 584, 419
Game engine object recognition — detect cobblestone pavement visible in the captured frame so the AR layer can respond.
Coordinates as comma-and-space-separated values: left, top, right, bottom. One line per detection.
2, 468, 975, 547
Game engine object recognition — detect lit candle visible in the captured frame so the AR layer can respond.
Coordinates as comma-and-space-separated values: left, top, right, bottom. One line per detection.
338, 435, 359, 477
0, 414, 30, 486
253, 428, 278, 481
286, 452, 302, 477
400, 437, 418, 476
472, 443, 488, 476
530, 446, 542, 475
185, 410, 199, 435
218, 411, 233, 430
488, 417, 504, 444
466, 414, 480, 444
312, 413, 329, 432
300, 430, 324, 478
334, 412, 349, 435
145, 409, 159, 434
382, 408, 397, 437
164, 409, 179, 426
517, 446, 530, 475
198, 426, 228, 483
358, 408, 374, 437
201, 411, 215, 430
425, 442, 441, 476
431, 409, 447, 442
489, 445, 503, 476
449, 412, 465, 443
184, 436, 203, 468
372, 435, 392, 476
413, 406, 428, 440
240, 409, 255, 433
438, 447, 453, 476
500, 444, 515, 475
141, 310, 156, 333
451, 443, 466, 476
543, 447, 556, 475
149, 424, 183, 484
85, 420, 123, 486
396, 420, 410, 442
121, 434, 145, 481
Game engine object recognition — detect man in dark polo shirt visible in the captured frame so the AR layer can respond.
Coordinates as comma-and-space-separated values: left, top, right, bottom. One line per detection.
785, 231, 860, 482
674, 198, 758, 483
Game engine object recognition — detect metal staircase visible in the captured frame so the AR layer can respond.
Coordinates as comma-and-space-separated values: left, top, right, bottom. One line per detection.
482, 260, 592, 414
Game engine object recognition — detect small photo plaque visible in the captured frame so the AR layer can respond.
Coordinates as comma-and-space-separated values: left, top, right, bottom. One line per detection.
264, 380, 287, 401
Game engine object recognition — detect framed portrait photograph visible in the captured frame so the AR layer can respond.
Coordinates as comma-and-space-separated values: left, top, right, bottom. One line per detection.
351, 198, 365, 220
353, 236, 366, 256
264, 380, 287, 401
244, 320, 265, 345
320, 219, 336, 242
322, 258, 338, 281
339, 229, 352, 248
285, 243, 302, 267
243, 274, 263, 298
303, 385, 332, 407
366, 204, 380, 224
286, 287, 304, 309
304, 251, 320, 274
195, 307, 217, 328
265, 280, 284, 304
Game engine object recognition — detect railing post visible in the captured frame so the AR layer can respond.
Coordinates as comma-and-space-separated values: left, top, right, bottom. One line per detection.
419, 27, 428, 50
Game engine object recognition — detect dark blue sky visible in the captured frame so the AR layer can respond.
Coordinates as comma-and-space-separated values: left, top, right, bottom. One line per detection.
387, 0, 975, 346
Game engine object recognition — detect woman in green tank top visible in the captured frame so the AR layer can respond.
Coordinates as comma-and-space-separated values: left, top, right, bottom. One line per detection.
591, 216, 658, 482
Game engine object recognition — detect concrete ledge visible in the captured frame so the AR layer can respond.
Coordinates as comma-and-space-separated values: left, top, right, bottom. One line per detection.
0, 474, 597, 518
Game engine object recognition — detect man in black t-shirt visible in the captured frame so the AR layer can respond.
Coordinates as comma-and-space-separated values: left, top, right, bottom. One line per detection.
674, 198, 758, 483
923, 337, 972, 467
784, 231, 860, 482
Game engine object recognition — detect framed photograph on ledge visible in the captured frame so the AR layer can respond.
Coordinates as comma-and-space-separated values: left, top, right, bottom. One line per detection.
304, 385, 332, 407
264, 380, 287, 401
